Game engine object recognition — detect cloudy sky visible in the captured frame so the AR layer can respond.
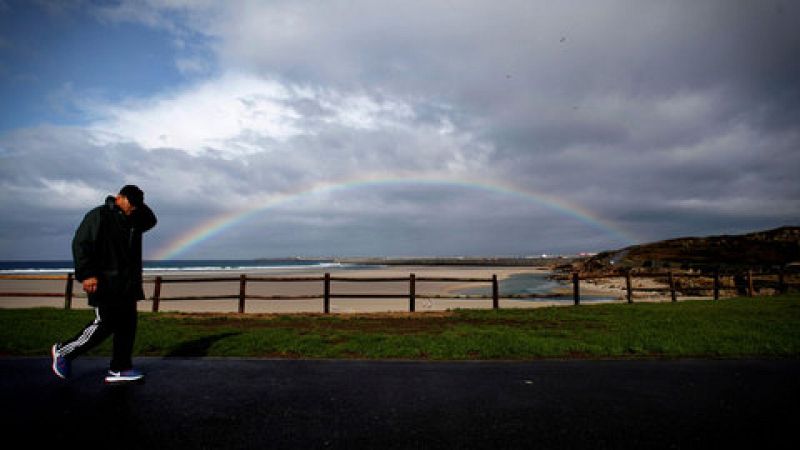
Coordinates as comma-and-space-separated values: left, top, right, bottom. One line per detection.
1, 0, 798, 260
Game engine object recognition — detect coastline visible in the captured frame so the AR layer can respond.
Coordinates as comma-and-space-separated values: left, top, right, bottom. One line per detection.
6, 264, 728, 313
1, 265, 590, 313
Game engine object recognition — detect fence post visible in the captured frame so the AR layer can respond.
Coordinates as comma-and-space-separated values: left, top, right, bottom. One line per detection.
746, 270, 754, 297
492, 274, 499, 310
152, 276, 162, 312
626, 271, 633, 304
778, 266, 786, 295
64, 273, 73, 310
409, 273, 416, 312
238, 274, 247, 313
572, 272, 580, 306
668, 271, 677, 303
712, 269, 720, 301
324, 273, 331, 314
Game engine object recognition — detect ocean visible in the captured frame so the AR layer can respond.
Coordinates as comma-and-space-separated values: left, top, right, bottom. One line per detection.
0, 259, 350, 274
462, 272, 615, 302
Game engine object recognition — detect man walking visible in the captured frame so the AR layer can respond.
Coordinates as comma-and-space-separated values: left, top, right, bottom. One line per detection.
51, 185, 157, 384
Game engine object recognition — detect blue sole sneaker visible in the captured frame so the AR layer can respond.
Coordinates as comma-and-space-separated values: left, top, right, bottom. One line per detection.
104, 369, 145, 384
51, 344, 71, 379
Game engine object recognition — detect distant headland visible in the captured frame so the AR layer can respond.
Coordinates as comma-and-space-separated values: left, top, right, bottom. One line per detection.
330, 226, 800, 273
332, 256, 572, 267
579, 226, 800, 274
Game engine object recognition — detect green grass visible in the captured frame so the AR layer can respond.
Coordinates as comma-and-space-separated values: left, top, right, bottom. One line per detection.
2, 295, 799, 360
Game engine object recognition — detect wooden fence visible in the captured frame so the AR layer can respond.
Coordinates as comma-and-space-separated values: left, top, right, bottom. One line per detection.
577, 269, 795, 304
1, 269, 796, 313
147, 273, 511, 313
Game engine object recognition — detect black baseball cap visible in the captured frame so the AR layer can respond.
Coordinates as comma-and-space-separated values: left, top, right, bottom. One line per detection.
119, 185, 145, 208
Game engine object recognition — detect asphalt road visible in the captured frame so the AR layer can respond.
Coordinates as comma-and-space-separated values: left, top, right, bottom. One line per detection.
2, 358, 798, 449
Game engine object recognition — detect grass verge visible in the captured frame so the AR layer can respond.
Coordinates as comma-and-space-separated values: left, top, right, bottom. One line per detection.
1, 295, 799, 360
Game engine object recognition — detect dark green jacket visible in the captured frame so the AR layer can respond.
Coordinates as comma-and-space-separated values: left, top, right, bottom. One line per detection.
72, 196, 157, 306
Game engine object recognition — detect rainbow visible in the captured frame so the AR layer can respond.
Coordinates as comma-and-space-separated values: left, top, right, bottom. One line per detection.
152, 175, 637, 260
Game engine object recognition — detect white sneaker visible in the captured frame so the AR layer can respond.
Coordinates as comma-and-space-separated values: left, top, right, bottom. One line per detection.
104, 368, 145, 384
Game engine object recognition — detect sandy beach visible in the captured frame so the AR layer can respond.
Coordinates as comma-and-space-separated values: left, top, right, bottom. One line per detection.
0, 265, 632, 314
3, 264, 741, 313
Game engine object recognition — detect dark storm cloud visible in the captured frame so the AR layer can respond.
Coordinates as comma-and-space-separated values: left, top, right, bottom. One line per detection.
205, 0, 800, 225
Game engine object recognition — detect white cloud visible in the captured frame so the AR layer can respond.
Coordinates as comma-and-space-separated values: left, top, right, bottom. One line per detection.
89, 73, 301, 157
84, 71, 489, 177
0, 177, 106, 211
38, 179, 107, 208
318, 92, 414, 130
174, 57, 209, 75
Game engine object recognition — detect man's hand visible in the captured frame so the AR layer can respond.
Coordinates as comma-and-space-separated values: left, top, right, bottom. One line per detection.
82, 277, 98, 294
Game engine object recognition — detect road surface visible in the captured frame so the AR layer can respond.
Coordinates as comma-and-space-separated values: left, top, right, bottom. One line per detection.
2, 358, 798, 449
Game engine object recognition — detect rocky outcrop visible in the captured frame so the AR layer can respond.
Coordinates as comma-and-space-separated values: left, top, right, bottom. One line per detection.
579, 226, 800, 274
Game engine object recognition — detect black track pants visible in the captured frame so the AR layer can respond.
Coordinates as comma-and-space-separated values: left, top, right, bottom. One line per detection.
57, 301, 138, 371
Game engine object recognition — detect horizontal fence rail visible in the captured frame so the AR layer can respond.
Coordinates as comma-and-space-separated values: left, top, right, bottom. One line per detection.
1, 268, 797, 313
145, 273, 503, 313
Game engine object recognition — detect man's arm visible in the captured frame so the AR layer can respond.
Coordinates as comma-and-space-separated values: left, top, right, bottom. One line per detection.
71, 210, 100, 283
132, 203, 157, 232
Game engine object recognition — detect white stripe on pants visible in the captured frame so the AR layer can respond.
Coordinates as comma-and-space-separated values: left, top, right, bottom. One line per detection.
58, 308, 102, 357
